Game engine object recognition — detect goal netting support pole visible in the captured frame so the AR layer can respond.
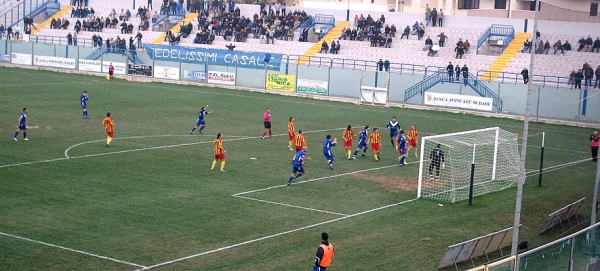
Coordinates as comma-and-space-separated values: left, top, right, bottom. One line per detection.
417, 127, 521, 203
538, 132, 545, 187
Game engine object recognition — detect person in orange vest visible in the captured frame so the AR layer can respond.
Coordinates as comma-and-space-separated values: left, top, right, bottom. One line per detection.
314, 232, 334, 271
591, 131, 599, 162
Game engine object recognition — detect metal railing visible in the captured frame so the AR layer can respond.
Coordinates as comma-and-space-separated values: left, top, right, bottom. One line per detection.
404, 71, 441, 101
476, 24, 514, 54
476, 70, 572, 89
0, 0, 55, 29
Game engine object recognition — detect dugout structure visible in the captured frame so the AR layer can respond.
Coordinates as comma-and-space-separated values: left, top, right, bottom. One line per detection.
358, 70, 390, 107
417, 127, 520, 203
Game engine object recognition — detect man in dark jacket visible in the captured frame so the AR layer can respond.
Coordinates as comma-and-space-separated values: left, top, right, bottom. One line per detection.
584, 66, 594, 87
574, 69, 584, 89
446, 62, 454, 81
430, 8, 438, 27
595, 65, 600, 88
521, 67, 529, 84
593, 37, 600, 53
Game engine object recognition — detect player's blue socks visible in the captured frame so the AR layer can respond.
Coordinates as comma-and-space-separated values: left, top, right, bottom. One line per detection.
199, 126, 205, 132
399, 156, 406, 165
294, 173, 303, 179
13, 131, 19, 138
190, 127, 196, 132
288, 176, 294, 184
391, 139, 395, 146
23, 132, 26, 139
353, 150, 359, 156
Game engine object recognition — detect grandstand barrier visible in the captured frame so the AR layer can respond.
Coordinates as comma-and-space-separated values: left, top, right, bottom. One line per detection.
479, 222, 600, 271
0, 41, 598, 124
313, 14, 335, 40
476, 25, 515, 55
1, 0, 57, 29
438, 226, 519, 270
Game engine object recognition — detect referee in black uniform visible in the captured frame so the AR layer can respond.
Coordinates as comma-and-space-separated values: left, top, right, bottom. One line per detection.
429, 143, 445, 181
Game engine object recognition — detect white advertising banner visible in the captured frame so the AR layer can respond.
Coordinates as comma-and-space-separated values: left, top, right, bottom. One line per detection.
297, 79, 328, 95
154, 66, 180, 80
207, 70, 235, 85
78, 59, 102, 72
11, 53, 32, 65
424, 92, 494, 111
34, 55, 76, 69
101, 61, 126, 75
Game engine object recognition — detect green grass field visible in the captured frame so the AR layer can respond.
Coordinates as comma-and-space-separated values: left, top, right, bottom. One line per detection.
0, 66, 597, 271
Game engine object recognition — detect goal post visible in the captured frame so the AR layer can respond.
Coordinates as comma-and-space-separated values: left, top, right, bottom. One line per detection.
417, 127, 520, 203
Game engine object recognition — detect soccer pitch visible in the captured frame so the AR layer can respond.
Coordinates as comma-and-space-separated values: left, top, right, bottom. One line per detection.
0, 66, 597, 271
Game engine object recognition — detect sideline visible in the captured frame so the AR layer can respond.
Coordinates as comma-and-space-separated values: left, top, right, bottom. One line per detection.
0, 232, 147, 269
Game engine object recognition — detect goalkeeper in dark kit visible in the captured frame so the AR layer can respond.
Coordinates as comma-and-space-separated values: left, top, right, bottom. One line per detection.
429, 144, 445, 181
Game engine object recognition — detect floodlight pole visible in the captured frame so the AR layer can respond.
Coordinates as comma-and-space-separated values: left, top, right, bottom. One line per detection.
511, 0, 540, 256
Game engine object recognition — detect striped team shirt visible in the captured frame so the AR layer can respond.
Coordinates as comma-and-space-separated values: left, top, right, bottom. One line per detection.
288, 121, 295, 134
294, 133, 306, 147
342, 129, 354, 141
214, 138, 224, 155
369, 132, 381, 144
102, 117, 114, 133
407, 128, 419, 140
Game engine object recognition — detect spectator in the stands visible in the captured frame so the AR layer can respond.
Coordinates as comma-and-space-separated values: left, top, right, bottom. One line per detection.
417, 26, 425, 40
431, 8, 438, 27
594, 65, 600, 88
13, 25, 20, 39
585, 36, 593, 52
411, 21, 419, 35
423, 36, 433, 51
577, 37, 586, 52
0, 24, 4, 39
139, 19, 149, 31
520, 39, 531, 53
390, 24, 396, 37
6, 26, 12, 40
542, 40, 550, 54
455, 64, 461, 82
66, 33, 73, 45
320, 40, 329, 53
437, 32, 447, 47
585, 64, 594, 87
424, 7, 431, 26
438, 9, 444, 27
226, 43, 235, 50
461, 64, 469, 85
125, 9, 131, 21
120, 21, 128, 34
401, 26, 410, 39
428, 43, 439, 57
334, 41, 340, 54
330, 40, 337, 53
74, 20, 81, 34
384, 35, 392, 48
535, 40, 543, 54
384, 59, 390, 72
135, 32, 143, 48
563, 40, 572, 51
463, 40, 470, 53
455, 45, 464, 59
377, 59, 384, 71
593, 37, 600, 53
128, 22, 134, 34
553, 40, 563, 55
574, 69, 584, 89
568, 70, 575, 85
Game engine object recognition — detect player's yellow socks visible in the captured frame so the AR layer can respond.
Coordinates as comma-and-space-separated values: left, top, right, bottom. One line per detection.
220, 161, 225, 171
211, 160, 217, 170
107, 136, 112, 145
374, 154, 379, 161
288, 141, 292, 148
347, 149, 351, 158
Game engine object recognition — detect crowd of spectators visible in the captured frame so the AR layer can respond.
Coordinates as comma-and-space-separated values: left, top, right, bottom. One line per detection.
568, 62, 600, 89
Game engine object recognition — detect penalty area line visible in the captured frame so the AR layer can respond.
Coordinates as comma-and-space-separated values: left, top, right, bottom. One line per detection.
0, 232, 147, 269
139, 197, 418, 270
233, 195, 349, 216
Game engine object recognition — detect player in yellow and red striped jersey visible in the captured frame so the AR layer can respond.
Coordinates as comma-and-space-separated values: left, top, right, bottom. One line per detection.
342, 125, 355, 159
211, 133, 226, 172
102, 112, 115, 147
288, 117, 295, 151
407, 125, 419, 157
294, 130, 306, 152
368, 128, 382, 161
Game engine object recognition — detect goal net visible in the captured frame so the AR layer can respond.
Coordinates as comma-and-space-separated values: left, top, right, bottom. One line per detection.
417, 127, 520, 203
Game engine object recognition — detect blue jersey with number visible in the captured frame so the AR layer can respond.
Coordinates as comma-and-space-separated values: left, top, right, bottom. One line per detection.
18, 112, 26, 128
386, 120, 400, 136
80, 93, 88, 108
358, 128, 368, 147
323, 139, 336, 155
293, 150, 306, 167
198, 108, 208, 120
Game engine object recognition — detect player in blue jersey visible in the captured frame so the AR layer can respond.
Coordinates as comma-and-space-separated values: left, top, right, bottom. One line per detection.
351, 126, 370, 159
13, 108, 29, 141
323, 135, 337, 170
190, 105, 212, 134
397, 129, 407, 166
288, 146, 311, 185
386, 116, 400, 147
80, 91, 89, 119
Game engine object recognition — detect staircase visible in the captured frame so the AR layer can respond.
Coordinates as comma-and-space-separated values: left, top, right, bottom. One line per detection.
480, 32, 530, 81
152, 12, 197, 44
84, 46, 145, 64
404, 71, 503, 111
297, 21, 349, 65
28, 6, 73, 37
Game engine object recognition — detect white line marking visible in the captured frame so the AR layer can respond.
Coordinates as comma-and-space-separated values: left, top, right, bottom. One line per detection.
233, 195, 349, 216
0, 232, 147, 268
233, 161, 419, 196
63, 134, 254, 158
141, 198, 419, 270
1, 128, 343, 169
